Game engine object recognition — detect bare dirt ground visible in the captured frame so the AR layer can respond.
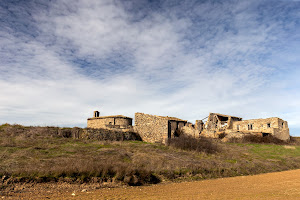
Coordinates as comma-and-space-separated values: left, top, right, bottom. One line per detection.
3, 169, 300, 199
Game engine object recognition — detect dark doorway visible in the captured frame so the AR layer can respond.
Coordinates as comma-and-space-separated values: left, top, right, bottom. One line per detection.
262, 133, 269, 137
168, 121, 172, 138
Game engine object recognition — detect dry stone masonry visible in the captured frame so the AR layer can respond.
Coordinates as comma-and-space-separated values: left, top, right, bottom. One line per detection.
201, 113, 290, 141
87, 111, 290, 143
87, 111, 133, 132
134, 113, 187, 143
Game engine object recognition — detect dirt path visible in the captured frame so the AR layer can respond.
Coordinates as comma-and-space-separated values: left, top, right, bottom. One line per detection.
8, 169, 300, 199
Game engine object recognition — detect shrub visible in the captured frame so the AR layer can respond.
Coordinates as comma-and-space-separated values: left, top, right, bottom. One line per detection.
218, 132, 227, 139
167, 135, 220, 154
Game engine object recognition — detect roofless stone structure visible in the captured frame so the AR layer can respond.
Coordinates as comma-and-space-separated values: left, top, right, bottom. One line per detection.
201, 113, 290, 141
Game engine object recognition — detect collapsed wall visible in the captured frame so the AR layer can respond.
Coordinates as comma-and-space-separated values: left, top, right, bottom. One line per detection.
82, 128, 141, 141
200, 113, 290, 141
200, 113, 242, 138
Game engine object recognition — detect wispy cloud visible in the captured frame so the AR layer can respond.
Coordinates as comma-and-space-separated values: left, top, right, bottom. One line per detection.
0, 0, 299, 134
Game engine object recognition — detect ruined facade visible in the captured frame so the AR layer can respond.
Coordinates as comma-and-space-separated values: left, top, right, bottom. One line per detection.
134, 113, 187, 143
201, 113, 242, 138
231, 117, 290, 141
87, 110, 290, 143
87, 111, 133, 131
201, 113, 290, 141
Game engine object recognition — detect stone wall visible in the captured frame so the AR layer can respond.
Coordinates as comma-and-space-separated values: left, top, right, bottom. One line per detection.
81, 128, 141, 141
232, 118, 278, 132
134, 113, 169, 143
134, 113, 188, 143
87, 118, 114, 129
273, 127, 290, 141
200, 129, 218, 138
115, 118, 132, 127
87, 116, 132, 130
195, 120, 204, 132
182, 126, 199, 138
204, 113, 242, 133
231, 117, 290, 141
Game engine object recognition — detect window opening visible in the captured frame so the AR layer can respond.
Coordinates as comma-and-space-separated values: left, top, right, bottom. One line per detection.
248, 124, 253, 130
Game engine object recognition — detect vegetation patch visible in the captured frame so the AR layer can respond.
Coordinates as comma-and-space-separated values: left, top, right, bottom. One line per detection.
167, 135, 220, 154
0, 124, 300, 189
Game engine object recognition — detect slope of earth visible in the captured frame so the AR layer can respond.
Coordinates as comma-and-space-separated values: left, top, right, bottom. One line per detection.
10, 169, 300, 199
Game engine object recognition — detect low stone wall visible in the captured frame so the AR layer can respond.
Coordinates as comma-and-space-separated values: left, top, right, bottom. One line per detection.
0, 125, 83, 139
81, 128, 142, 141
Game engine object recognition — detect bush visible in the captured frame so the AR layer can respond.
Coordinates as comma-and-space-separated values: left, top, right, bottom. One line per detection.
167, 135, 220, 154
218, 132, 227, 139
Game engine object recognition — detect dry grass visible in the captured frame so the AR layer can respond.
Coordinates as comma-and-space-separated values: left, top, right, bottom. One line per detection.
1, 124, 300, 187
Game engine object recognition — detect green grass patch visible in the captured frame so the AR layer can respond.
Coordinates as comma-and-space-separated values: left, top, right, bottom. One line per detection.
248, 144, 300, 159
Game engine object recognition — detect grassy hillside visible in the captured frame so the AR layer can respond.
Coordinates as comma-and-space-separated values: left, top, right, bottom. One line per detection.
1, 124, 300, 188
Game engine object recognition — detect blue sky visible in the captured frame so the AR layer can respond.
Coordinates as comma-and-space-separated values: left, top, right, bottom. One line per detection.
0, 0, 300, 135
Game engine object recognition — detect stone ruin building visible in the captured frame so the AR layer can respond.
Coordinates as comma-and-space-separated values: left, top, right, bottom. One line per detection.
134, 112, 187, 143
87, 111, 290, 143
87, 111, 133, 132
201, 113, 290, 141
